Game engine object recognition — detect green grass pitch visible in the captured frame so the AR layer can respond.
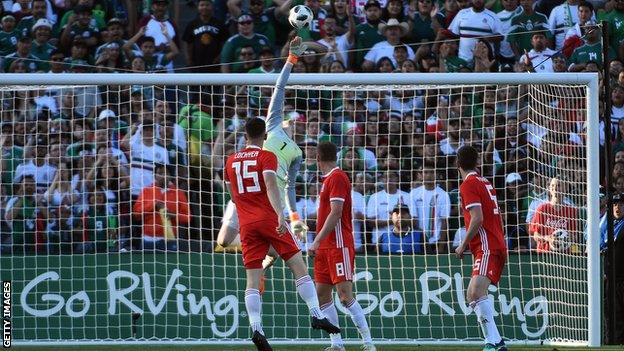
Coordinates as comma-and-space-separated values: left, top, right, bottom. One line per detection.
9, 345, 624, 351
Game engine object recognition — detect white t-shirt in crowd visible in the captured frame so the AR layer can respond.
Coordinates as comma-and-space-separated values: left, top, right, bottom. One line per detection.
408, 185, 451, 244
449, 7, 502, 61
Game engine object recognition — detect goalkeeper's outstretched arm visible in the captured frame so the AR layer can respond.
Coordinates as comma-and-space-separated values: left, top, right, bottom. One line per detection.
266, 36, 307, 133
265, 37, 306, 148
265, 58, 293, 133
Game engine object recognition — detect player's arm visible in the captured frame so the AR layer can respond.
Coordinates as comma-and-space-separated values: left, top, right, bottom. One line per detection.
286, 155, 308, 238
314, 200, 344, 244
529, 209, 553, 243
223, 162, 234, 204
264, 171, 287, 232
455, 205, 482, 259
266, 36, 307, 133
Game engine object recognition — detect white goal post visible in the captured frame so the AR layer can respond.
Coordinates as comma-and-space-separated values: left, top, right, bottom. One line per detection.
0, 72, 600, 347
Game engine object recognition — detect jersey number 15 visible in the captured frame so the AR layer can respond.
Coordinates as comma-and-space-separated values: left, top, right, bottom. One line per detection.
232, 160, 261, 194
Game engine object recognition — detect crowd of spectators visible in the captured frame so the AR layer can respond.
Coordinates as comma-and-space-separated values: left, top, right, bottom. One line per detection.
0, 0, 620, 255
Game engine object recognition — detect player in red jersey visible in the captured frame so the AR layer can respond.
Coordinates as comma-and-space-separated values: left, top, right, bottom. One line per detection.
529, 177, 579, 253
454, 145, 508, 351
308, 142, 376, 351
224, 119, 339, 351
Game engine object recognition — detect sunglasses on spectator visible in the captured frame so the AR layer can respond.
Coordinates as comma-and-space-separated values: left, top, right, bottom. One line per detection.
51, 56, 64, 61
239, 21, 253, 25
240, 51, 254, 56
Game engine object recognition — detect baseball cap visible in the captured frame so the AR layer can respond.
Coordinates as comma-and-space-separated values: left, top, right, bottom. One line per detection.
505, 172, 523, 184
299, 138, 318, 147
238, 14, 253, 23
32, 18, 52, 31
613, 193, 624, 203
97, 109, 116, 122
1, 15, 15, 22
107, 17, 123, 26
364, 0, 381, 9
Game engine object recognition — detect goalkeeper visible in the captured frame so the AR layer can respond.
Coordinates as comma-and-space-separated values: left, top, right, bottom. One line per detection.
217, 36, 309, 268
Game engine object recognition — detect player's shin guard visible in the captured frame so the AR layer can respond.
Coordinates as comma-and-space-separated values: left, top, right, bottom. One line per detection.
321, 300, 343, 347
245, 288, 264, 335
295, 275, 325, 319
345, 299, 372, 343
470, 296, 502, 345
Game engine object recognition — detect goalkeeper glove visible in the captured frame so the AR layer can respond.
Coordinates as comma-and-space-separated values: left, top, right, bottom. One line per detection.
289, 43, 307, 57
288, 37, 307, 63
290, 213, 309, 240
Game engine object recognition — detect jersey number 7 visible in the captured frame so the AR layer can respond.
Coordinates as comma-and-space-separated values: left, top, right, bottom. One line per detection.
232, 160, 261, 194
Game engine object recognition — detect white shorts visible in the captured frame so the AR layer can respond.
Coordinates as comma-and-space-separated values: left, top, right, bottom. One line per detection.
222, 200, 240, 230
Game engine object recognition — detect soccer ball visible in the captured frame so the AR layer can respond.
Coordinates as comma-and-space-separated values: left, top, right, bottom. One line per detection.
289, 5, 313, 29
550, 229, 572, 252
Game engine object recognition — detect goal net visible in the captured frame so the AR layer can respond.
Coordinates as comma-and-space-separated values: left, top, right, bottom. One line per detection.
0, 73, 600, 346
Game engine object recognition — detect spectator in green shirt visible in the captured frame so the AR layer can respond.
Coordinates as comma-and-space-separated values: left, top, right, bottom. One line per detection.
82, 190, 118, 253
355, 0, 384, 68
232, 45, 258, 72
3, 37, 41, 73
0, 15, 18, 57
58, 0, 107, 31
4, 175, 40, 254
30, 19, 56, 72
407, 0, 443, 49
0, 123, 24, 197
438, 39, 469, 72
15, 0, 48, 39
249, 47, 277, 73
64, 37, 95, 68
95, 18, 136, 65
227, 0, 290, 45
123, 32, 179, 73
507, 0, 550, 59
601, 0, 624, 58
220, 14, 271, 73
60, 5, 101, 53
569, 22, 616, 71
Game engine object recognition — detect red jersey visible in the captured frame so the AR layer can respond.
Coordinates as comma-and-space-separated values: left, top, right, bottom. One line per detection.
317, 167, 354, 250
459, 172, 507, 253
224, 145, 278, 227
529, 202, 578, 252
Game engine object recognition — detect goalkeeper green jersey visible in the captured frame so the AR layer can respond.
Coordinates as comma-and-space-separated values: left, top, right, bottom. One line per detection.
262, 61, 303, 214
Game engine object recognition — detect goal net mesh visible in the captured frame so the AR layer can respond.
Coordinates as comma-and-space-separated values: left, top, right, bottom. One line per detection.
0, 81, 591, 344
